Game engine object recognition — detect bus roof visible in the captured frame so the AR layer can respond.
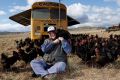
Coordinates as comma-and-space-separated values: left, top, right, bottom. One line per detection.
9, 9, 80, 26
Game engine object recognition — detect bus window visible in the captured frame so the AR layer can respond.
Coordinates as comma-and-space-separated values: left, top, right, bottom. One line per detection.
50, 9, 66, 19
32, 9, 50, 19
44, 26, 48, 32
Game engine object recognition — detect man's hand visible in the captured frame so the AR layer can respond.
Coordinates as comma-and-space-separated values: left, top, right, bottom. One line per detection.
53, 39, 60, 44
58, 37, 64, 41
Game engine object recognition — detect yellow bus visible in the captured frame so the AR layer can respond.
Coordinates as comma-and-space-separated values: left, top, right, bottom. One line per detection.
9, 2, 79, 40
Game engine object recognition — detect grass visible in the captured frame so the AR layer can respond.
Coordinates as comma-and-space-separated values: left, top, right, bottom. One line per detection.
0, 31, 120, 80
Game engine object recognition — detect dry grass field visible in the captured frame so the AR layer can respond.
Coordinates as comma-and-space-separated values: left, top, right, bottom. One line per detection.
0, 29, 120, 80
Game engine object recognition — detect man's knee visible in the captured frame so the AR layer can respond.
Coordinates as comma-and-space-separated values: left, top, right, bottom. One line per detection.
56, 62, 66, 71
30, 59, 37, 66
30, 59, 36, 63
48, 62, 66, 74
57, 62, 66, 67
30, 59, 44, 66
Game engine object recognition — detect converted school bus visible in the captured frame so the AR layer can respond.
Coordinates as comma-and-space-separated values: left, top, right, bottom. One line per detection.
9, 2, 80, 40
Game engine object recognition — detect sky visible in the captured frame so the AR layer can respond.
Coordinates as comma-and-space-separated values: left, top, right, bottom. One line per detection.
0, 0, 120, 32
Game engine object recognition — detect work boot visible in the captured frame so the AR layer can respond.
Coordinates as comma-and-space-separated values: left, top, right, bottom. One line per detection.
31, 72, 40, 78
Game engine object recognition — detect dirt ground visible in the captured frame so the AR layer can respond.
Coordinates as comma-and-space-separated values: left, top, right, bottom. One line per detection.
0, 29, 120, 80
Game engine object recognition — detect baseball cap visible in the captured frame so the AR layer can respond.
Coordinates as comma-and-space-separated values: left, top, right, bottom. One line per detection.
47, 26, 56, 32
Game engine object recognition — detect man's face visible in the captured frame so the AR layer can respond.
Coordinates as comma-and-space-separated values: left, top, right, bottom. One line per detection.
48, 31, 56, 40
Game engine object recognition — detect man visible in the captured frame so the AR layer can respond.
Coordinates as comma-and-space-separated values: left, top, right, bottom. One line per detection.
30, 26, 71, 79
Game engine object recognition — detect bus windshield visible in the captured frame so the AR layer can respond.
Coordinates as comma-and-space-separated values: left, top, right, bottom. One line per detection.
32, 8, 66, 19
32, 8, 50, 19
50, 9, 66, 19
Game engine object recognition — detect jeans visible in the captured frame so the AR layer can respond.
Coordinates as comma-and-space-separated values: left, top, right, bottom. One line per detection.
30, 59, 66, 77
